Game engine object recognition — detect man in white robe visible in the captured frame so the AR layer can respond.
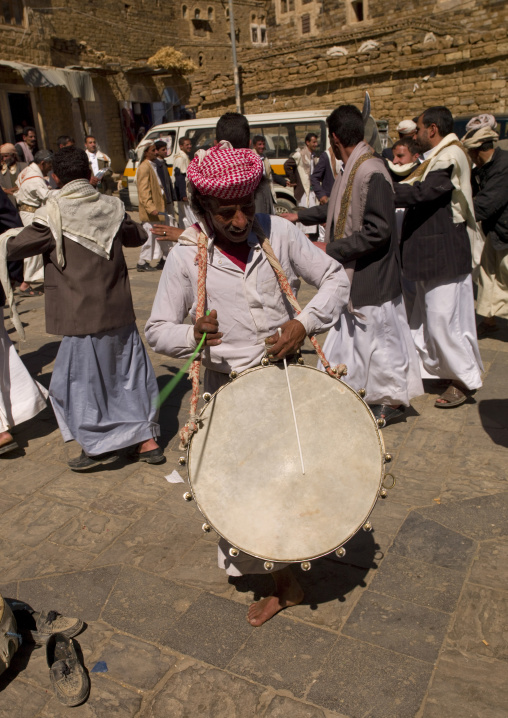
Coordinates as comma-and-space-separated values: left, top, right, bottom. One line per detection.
15, 150, 53, 290
395, 106, 483, 408
146, 141, 350, 627
173, 137, 197, 228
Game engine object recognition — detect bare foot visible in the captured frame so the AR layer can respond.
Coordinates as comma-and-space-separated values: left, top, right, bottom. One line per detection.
0, 431, 14, 447
138, 438, 159, 453
247, 567, 304, 627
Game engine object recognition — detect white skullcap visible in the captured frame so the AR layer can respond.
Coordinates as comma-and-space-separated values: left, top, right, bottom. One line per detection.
396, 120, 417, 135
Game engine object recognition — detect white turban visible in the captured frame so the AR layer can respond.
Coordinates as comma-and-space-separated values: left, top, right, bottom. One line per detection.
396, 120, 417, 135
465, 114, 497, 132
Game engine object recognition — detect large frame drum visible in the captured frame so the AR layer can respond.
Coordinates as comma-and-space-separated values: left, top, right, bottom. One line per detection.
187, 363, 388, 564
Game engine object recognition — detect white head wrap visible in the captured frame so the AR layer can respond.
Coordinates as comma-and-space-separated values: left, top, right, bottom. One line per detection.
396, 120, 417, 135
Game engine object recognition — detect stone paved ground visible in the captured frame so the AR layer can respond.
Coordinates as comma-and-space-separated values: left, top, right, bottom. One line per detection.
0, 236, 507, 718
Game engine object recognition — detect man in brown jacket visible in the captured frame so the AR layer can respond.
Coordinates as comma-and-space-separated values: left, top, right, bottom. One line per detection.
136, 142, 166, 272
6, 147, 164, 470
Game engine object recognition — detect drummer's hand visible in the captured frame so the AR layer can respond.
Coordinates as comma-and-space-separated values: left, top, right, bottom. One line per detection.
194, 309, 223, 346
151, 224, 182, 241
265, 320, 306, 360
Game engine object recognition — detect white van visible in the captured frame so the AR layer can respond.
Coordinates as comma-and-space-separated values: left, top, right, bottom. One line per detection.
121, 110, 334, 211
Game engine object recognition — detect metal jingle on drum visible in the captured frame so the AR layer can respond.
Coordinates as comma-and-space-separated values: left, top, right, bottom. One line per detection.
384, 453, 392, 463
261, 357, 270, 366
264, 561, 274, 571
382, 473, 396, 490
178, 456, 186, 466
229, 370, 238, 380
183, 492, 193, 502
363, 521, 373, 532
301, 561, 311, 571
229, 547, 239, 557
335, 547, 346, 558
379, 488, 388, 498
297, 357, 305, 365
202, 523, 211, 533
358, 388, 366, 398
203, 392, 212, 402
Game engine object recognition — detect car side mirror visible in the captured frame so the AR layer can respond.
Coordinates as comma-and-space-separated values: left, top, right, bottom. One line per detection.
128, 149, 137, 162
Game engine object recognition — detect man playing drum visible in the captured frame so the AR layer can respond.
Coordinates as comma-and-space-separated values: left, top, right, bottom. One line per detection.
146, 141, 350, 626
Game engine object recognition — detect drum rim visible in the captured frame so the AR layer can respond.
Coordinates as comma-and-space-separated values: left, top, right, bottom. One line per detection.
187, 362, 387, 563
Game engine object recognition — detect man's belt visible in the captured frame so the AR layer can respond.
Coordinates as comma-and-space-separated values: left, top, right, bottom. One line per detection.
18, 204, 36, 213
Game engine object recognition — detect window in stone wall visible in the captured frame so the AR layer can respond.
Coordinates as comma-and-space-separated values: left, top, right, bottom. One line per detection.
198, 53, 204, 67
182, 4, 187, 17
208, 6, 213, 20
347, 0, 367, 23
194, 8, 200, 19
281, 0, 288, 13
260, 25, 267, 43
288, 0, 295, 10
301, 14, 310, 33
251, 25, 258, 43
1, 0, 23, 23
302, 0, 312, 4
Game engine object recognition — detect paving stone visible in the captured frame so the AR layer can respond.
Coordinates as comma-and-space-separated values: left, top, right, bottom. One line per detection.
0, 581, 17, 599
307, 636, 433, 718
344, 590, 450, 663
289, 559, 371, 631
442, 443, 507, 479
368, 553, 464, 613
0, 537, 31, 575
476, 398, 508, 431
0, 458, 65, 499
230, 617, 336, 698
421, 649, 508, 718
386, 469, 443, 508
169, 538, 230, 593
154, 479, 202, 520
0, 495, 19, 514
367, 499, 410, 537
40, 471, 123, 508
18, 566, 122, 622
394, 428, 459, 474
2, 541, 93, 582
263, 695, 347, 717
331, 527, 388, 570
0, 678, 50, 716
469, 537, 508, 591
92, 507, 200, 573
389, 511, 476, 571
117, 466, 172, 503
0, 495, 82, 547
418, 492, 508, 541
102, 566, 200, 642
441, 470, 508, 502
40, 674, 142, 717
49, 510, 132, 554
161, 592, 253, 668
92, 633, 177, 689
89, 491, 150, 520
447, 583, 508, 661
145, 662, 268, 717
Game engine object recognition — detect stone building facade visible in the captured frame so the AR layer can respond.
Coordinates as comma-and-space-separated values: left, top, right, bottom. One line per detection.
191, 0, 508, 141
0, 1, 506, 170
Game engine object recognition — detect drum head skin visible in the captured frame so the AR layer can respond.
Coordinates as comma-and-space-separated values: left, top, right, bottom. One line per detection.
188, 364, 384, 563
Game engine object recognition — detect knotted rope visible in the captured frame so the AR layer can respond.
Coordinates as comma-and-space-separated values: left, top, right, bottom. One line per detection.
178, 231, 209, 449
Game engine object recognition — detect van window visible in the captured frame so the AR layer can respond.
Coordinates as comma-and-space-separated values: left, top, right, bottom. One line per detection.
250, 121, 326, 158
183, 126, 216, 156
144, 129, 176, 155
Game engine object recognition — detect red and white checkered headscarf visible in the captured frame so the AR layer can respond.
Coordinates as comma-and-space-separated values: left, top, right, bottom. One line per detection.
187, 140, 263, 200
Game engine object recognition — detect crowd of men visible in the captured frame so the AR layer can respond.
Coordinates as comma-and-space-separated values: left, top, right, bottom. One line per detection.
0, 104, 506, 626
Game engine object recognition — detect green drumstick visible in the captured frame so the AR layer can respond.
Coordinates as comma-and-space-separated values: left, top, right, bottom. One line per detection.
155, 310, 210, 409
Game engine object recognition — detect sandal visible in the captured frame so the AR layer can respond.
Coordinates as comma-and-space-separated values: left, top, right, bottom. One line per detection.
18, 287, 44, 297
370, 404, 405, 427
435, 383, 470, 409
0, 439, 19, 455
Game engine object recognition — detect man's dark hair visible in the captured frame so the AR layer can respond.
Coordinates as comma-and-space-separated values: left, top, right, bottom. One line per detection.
52, 147, 90, 186
34, 149, 52, 164
216, 112, 250, 149
392, 136, 419, 155
252, 135, 265, 145
421, 106, 454, 137
178, 137, 189, 147
57, 135, 74, 147
305, 133, 318, 144
327, 105, 364, 147
23, 126, 36, 137
84, 135, 96, 142
154, 140, 167, 150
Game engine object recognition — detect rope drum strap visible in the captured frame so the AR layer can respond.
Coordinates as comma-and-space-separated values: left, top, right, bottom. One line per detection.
334, 152, 373, 241
253, 219, 347, 380
178, 231, 209, 449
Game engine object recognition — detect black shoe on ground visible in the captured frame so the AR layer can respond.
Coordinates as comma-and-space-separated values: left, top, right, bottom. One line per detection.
127, 446, 165, 464
369, 404, 405, 428
136, 263, 157, 272
47, 633, 90, 707
156, 258, 166, 270
67, 450, 120, 471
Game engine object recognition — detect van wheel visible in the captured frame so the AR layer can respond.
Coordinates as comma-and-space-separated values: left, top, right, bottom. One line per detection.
275, 198, 295, 215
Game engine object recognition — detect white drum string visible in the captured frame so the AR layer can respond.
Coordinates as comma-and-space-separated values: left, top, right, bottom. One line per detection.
278, 328, 305, 475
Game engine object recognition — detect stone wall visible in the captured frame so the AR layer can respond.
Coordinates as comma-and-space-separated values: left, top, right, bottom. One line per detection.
190, 1, 508, 136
